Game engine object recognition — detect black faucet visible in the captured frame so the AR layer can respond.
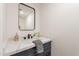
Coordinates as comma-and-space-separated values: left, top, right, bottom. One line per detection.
27, 34, 33, 39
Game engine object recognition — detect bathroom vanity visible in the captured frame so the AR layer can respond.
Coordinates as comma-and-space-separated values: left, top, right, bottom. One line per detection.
11, 41, 51, 56
4, 37, 52, 56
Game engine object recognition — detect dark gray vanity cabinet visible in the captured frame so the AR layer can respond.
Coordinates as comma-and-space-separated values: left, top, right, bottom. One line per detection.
11, 41, 51, 56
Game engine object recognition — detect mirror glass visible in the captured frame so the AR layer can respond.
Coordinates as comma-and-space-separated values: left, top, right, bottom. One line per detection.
18, 3, 35, 31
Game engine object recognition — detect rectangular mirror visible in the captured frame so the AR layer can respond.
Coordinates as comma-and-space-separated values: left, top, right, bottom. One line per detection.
18, 3, 35, 31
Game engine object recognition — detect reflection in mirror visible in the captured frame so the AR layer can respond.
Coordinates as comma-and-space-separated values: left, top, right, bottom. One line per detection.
18, 3, 35, 31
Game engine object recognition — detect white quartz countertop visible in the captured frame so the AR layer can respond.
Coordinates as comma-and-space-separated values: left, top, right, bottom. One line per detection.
3, 37, 52, 56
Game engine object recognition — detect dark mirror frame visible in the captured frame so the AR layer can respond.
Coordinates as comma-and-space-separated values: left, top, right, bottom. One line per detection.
18, 3, 35, 31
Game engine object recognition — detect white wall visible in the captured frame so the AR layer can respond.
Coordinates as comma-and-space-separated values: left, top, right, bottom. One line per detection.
0, 3, 7, 56
0, 4, 5, 56
3, 3, 40, 54
40, 3, 79, 56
